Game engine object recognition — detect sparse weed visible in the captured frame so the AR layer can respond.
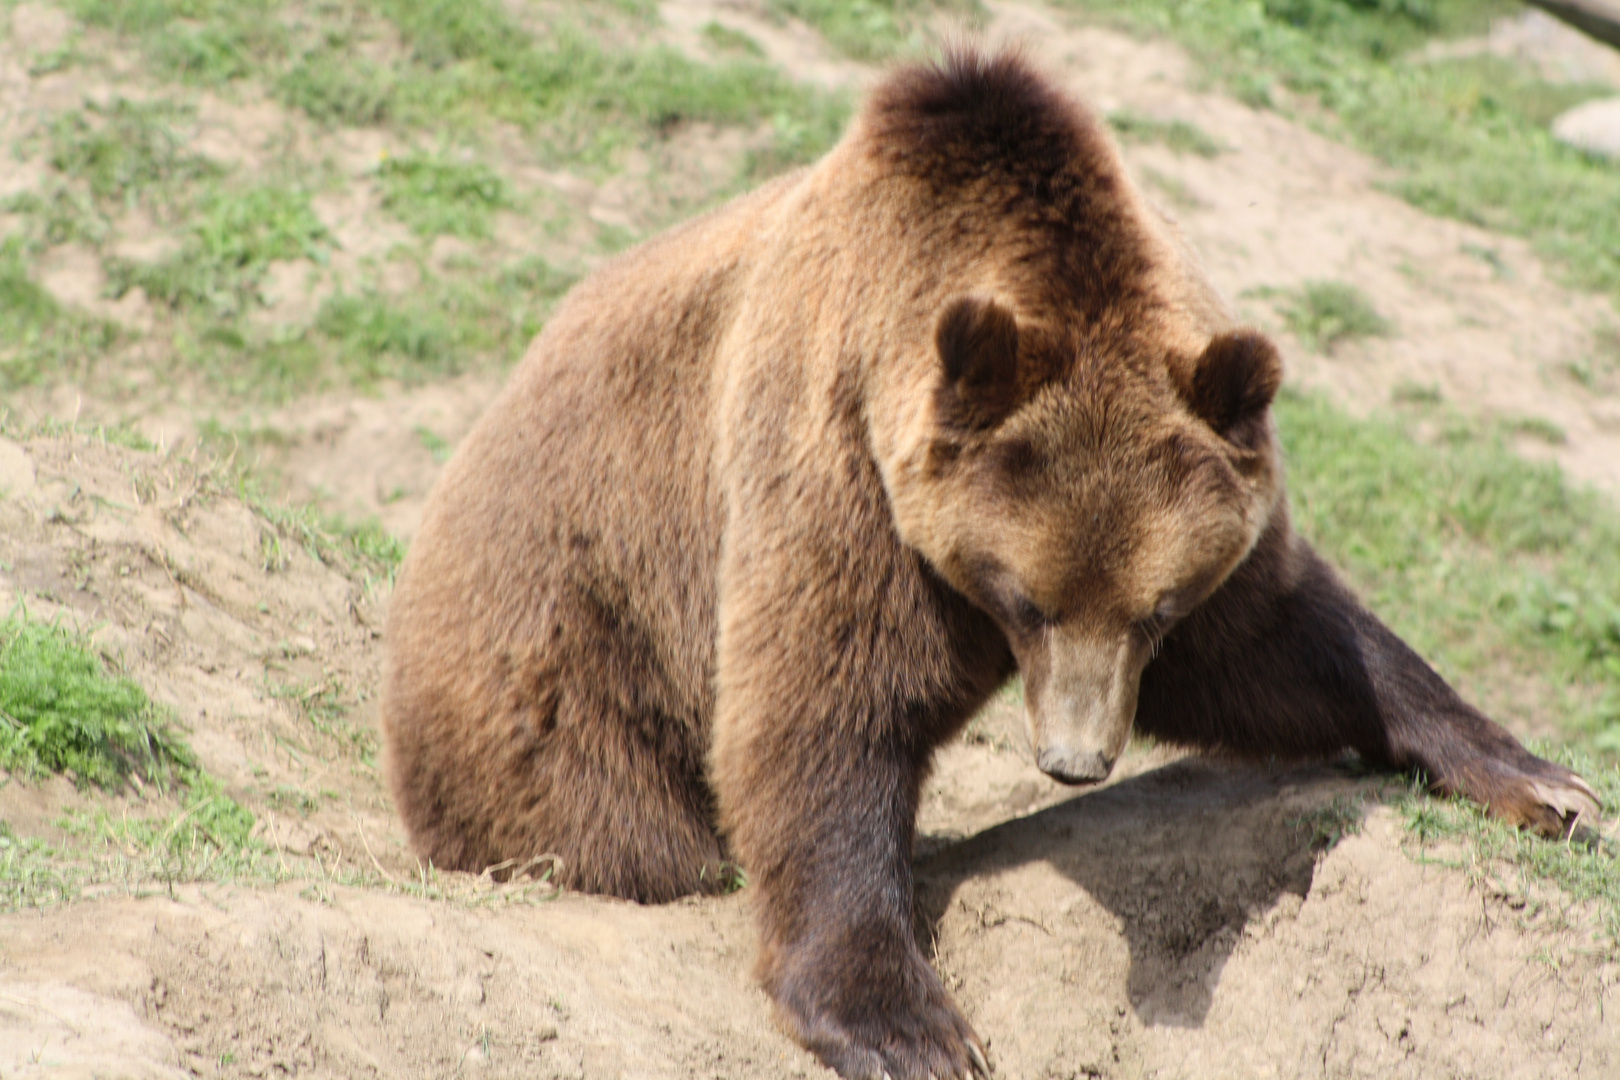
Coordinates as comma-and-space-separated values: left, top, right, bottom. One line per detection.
1108, 109, 1224, 157
248, 495, 405, 585
1140, 166, 1207, 212
766, 0, 983, 61
376, 0, 848, 171
0, 773, 270, 912
702, 21, 765, 57
1502, 415, 1567, 446
375, 152, 510, 239
415, 425, 451, 463
1566, 327, 1620, 394
45, 98, 217, 212
1392, 743, 1620, 942
70, 0, 289, 85
314, 290, 455, 372
107, 182, 329, 318
267, 784, 320, 816
1273, 280, 1391, 352
1390, 379, 1441, 405
266, 677, 376, 759
1289, 795, 1366, 853
2, 184, 108, 247
277, 49, 397, 127
0, 237, 119, 389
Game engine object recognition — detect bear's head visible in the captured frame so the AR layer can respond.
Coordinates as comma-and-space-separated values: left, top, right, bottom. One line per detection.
890, 296, 1284, 784
858, 48, 1287, 785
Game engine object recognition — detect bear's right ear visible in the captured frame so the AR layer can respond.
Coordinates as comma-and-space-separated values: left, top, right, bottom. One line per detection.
1184, 329, 1283, 442
935, 296, 1022, 431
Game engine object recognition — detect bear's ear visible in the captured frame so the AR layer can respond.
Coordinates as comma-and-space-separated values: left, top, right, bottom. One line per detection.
935, 295, 1022, 431
1184, 330, 1282, 440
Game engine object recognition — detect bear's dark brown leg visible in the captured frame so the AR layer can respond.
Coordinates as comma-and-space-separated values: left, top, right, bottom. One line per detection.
727, 729, 986, 1079
711, 521, 1005, 1080
1135, 516, 1599, 836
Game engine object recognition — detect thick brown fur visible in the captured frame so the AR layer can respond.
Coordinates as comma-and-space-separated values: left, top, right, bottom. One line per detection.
383, 47, 1599, 1080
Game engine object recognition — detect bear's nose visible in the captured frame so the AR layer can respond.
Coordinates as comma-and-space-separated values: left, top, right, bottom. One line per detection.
1035, 745, 1115, 785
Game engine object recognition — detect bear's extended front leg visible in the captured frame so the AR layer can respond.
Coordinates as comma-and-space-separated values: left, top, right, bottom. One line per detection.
710, 512, 1005, 1080
714, 709, 988, 1079
1136, 515, 1599, 835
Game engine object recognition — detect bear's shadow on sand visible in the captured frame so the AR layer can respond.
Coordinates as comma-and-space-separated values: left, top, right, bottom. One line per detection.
914, 757, 1377, 1027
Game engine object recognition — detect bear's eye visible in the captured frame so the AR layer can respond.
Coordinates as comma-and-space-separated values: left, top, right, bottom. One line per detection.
1010, 593, 1050, 632
1134, 599, 1182, 653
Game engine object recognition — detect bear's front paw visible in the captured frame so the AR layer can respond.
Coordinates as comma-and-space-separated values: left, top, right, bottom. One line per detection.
770, 946, 989, 1080
1454, 755, 1601, 839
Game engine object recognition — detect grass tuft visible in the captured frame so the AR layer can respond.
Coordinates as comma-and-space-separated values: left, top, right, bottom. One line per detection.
277, 49, 397, 127
702, 21, 765, 57
70, 0, 289, 85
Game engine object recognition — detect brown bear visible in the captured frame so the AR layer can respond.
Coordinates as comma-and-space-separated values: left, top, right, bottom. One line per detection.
382, 47, 1599, 1080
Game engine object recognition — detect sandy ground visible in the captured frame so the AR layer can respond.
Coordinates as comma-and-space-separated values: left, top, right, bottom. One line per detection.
4, 2, 1620, 1078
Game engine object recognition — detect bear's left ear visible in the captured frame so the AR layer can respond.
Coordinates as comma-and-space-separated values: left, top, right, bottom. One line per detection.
935, 295, 1022, 431
1183, 330, 1282, 440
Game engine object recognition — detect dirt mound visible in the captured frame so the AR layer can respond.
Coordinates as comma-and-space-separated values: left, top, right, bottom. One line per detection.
0, 430, 401, 872
2, 432, 1615, 1078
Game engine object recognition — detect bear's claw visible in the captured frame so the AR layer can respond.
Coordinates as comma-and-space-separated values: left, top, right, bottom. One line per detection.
1529, 775, 1601, 831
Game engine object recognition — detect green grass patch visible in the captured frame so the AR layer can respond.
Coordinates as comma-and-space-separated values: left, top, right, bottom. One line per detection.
1, 773, 271, 912
373, 0, 848, 170
1502, 414, 1567, 446
415, 424, 451, 463
2, 184, 108, 248
375, 151, 510, 239
1107, 109, 1224, 157
245, 493, 405, 588
0, 237, 119, 389
1566, 326, 1620, 395
106, 182, 330, 319
222, 255, 576, 398
703, 21, 765, 57
1140, 166, 1207, 212
1277, 390, 1620, 745
1059, 0, 1620, 307
45, 98, 218, 212
276, 47, 398, 127
69, 0, 289, 85
0, 610, 192, 790
1268, 280, 1393, 352
766, 0, 983, 61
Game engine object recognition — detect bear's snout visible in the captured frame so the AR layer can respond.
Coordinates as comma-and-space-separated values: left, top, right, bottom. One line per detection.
1035, 745, 1115, 785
